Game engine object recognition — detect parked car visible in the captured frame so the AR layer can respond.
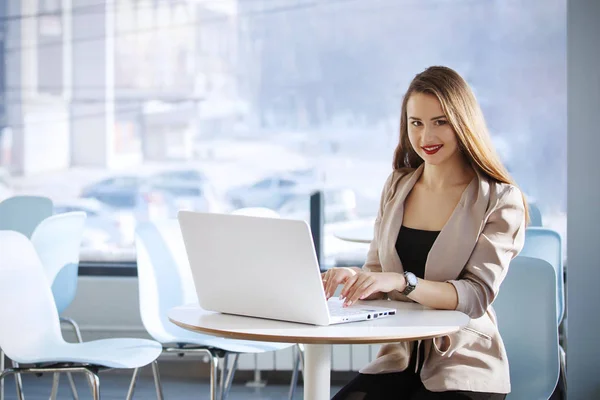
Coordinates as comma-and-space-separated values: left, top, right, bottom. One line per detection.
150, 168, 208, 184
80, 175, 147, 209
136, 179, 228, 221
226, 169, 317, 210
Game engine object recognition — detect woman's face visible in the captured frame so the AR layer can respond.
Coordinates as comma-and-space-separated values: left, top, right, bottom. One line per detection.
406, 92, 460, 166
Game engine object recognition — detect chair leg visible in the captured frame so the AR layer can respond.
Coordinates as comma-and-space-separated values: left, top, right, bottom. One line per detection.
11, 361, 24, 400
83, 369, 100, 400
126, 368, 140, 400
559, 345, 567, 394
151, 361, 164, 400
208, 351, 219, 400
49, 370, 79, 400
59, 317, 83, 399
50, 372, 60, 400
218, 354, 229, 400
66, 373, 79, 400
222, 354, 239, 400
0, 369, 15, 400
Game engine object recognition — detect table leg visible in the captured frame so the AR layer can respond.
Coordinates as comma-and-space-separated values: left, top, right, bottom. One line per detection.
303, 344, 331, 400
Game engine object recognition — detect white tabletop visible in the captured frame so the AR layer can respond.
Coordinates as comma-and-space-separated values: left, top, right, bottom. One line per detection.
332, 223, 374, 244
168, 300, 469, 345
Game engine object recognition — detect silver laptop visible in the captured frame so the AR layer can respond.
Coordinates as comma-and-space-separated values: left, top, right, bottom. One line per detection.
177, 211, 396, 326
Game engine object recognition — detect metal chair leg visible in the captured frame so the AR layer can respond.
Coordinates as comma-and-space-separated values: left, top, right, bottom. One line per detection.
11, 361, 24, 400
126, 368, 140, 400
50, 369, 79, 400
222, 354, 239, 400
209, 352, 219, 400
151, 361, 164, 400
0, 369, 14, 400
66, 373, 79, 400
218, 354, 229, 400
50, 372, 60, 399
559, 345, 567, 393
60, 317, 83, 399
83, 369, 100, 400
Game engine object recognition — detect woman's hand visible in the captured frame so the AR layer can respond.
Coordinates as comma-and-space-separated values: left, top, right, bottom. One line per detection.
321, 267, 358, 299
340, 271, 405, 307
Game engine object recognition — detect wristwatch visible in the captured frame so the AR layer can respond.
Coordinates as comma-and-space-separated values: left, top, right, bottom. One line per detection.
401, 271, 418, 296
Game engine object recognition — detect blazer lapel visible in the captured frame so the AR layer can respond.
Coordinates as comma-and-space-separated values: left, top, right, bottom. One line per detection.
379, 165, 424, 274
424, 168, 490, 281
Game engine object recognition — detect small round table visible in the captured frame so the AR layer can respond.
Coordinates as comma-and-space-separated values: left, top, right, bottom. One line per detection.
169, 300, 469, 400
333, 227, 374, 244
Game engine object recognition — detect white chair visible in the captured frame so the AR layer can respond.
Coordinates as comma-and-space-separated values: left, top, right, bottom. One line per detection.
0, 195, 53, 400
130, 219, 302, 400
30, 211, 87, 399
0, 231, 162, 400
494, 256, 560, 399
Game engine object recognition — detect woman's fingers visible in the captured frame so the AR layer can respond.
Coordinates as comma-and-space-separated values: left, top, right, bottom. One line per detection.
340, 274, 359, 299
324, 270, 341, 299
344, 277, 374, 306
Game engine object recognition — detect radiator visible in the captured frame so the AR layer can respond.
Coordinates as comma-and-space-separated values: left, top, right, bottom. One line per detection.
237, 344, 382, 372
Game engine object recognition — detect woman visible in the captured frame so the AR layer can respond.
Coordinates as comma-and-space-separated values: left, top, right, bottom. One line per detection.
324, 66, 528, 400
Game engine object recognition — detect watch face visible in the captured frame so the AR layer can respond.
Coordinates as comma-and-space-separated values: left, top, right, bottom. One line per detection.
406, 272, 418, 286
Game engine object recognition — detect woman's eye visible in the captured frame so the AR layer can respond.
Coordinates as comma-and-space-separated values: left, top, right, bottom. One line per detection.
410, 121, 422, 127
435, 119, 448, 126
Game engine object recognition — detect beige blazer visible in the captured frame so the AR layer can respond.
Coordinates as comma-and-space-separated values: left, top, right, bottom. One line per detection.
359, 164, 526, 394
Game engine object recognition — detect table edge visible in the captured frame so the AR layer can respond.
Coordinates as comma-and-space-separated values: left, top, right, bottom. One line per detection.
332, 234, 372, 244
169, 317, 463, 345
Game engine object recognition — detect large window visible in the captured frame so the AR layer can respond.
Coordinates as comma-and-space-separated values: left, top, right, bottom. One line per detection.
2, 0, 566, 268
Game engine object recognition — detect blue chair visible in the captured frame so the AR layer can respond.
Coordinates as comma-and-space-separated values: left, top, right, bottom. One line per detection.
0, 231, 162, 400
0, 196, 53, 238
494, 256, 560, 399
519, 227, 566, 396
31, 212, 87, 330
130, 220, 301, 400
520, 227, 564, 324
528, 202, 543, 227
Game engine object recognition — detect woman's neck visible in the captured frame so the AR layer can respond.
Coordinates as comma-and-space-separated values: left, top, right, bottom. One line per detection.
420, 154, 475, 191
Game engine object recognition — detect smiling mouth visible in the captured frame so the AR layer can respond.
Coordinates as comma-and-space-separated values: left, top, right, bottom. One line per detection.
422, 145, 443, 155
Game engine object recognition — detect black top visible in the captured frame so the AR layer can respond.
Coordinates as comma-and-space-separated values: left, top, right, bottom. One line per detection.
395, 225, 441, 279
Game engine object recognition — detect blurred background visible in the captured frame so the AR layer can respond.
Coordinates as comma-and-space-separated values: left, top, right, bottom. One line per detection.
0, 0, 566, 272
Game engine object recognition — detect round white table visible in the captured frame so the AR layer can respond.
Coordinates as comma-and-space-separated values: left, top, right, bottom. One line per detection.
169, 300, 469, 400
333, 225, 374, 244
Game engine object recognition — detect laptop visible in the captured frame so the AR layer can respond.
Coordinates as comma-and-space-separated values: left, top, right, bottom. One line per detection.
177, 211, 397, 326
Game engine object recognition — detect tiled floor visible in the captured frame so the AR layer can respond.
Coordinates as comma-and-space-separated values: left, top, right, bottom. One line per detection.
1, 370, 345, 399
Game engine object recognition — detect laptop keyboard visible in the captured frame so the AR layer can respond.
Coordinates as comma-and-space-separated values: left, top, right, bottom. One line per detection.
328, 301, 367, 317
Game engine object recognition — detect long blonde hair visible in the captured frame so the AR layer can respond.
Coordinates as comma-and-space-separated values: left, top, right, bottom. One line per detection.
393, 66, 529, 222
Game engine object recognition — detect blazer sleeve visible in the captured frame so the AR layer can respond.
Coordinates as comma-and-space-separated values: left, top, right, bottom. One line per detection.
447, 186, 526, 319
362, 172, 397, 273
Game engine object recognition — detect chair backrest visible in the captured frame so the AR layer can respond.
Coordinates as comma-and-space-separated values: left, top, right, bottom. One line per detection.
30, 212, 87, 285
528, 202, 543, 227
231, 207, 280, 218
520, 227, 564, 324
0, 195, 53, 238
494, 256, 559, 400
135, 220, 198, 343
0, 231, 64, 361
